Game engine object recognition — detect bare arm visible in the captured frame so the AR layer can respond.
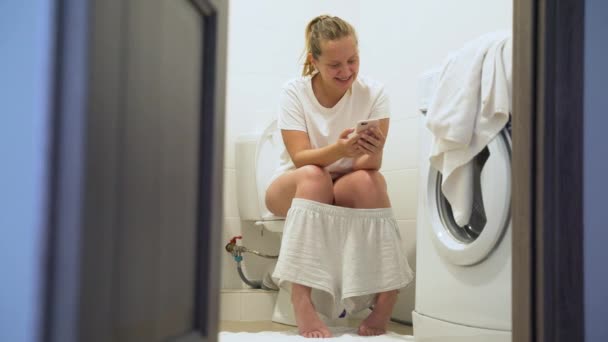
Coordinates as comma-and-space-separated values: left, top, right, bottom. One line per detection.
282, 128, 362, 168
352, 118, 390, 171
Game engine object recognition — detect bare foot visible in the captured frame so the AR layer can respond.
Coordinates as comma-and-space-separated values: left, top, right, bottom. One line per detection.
292, 283, 332, 338
357, 290, 398, 336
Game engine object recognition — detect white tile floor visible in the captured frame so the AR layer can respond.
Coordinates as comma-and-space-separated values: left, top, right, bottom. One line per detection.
220, 289, 278, 321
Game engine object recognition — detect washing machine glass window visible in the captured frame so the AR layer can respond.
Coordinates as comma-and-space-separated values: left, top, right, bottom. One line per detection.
435, 146, 490, 244
427, 128, 512, 266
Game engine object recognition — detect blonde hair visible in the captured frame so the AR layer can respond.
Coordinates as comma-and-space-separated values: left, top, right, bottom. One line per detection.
302, 15, 358, 76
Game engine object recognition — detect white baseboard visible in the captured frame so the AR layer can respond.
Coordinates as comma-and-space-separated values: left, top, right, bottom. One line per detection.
220, 289, 278, 321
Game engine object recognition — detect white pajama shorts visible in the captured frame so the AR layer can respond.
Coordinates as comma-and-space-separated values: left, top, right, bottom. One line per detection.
271, 198, 415, 320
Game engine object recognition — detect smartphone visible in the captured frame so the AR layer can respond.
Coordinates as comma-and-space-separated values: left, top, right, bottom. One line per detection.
355, 119, 380, 133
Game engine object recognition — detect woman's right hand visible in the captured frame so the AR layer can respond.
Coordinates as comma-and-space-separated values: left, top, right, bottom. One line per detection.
336, 128, 363, 158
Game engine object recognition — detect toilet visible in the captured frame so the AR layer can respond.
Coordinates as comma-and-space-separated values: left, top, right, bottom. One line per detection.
234, 119, 295, 326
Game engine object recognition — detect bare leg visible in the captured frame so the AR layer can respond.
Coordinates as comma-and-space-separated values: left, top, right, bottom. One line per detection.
265, 165, 334, 216
357, 290, 398, 336
332, 170, 391, 209
291, 283, 332, 338
266, 165, 334, 338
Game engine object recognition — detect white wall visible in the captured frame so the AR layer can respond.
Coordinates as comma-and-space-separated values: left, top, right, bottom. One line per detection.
222, 0, 512, 322
0, 1, 55, 341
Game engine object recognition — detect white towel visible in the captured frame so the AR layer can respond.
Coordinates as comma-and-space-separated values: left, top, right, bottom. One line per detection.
219, 327, 414, 341
426, 31, 512, 226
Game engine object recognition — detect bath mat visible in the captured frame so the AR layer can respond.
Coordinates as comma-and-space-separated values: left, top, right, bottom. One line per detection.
219, 326, 414, 341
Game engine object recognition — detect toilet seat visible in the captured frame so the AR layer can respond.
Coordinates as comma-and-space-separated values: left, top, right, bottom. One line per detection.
235, 119, 285, 228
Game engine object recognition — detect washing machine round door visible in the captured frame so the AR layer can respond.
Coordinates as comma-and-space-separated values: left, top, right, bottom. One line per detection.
426, 129, 511, 266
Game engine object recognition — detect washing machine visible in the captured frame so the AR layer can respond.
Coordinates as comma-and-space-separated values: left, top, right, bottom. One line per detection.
412, 70, 512, 342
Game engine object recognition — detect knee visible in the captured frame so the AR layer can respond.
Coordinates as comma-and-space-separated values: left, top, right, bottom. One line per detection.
350, 170, 387, 195
298, 165, 331, 184
295, 165, 333, 195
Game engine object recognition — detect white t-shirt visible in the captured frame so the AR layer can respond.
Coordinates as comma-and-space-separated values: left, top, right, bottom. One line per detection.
274, 74, 390, 179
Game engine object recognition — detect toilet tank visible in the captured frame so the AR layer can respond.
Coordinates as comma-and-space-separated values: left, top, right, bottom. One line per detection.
235, 120, 283, 221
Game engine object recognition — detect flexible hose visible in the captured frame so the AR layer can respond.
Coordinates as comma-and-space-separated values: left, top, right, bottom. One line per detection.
236, 261, 278, 291
238, 246, 278, 259
237, 261, 262, 289
227, 238, 279, 290
236, 261, 278, 290
226, 243, 279, 259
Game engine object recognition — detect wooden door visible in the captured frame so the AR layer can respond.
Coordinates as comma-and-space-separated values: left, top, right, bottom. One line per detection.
44, 0, 227, 341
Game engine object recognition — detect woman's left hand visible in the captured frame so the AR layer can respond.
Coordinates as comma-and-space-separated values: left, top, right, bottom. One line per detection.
356, 126, 385, 155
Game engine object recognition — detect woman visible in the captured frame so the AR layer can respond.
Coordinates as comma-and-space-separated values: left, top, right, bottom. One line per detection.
267, 15, 413, 338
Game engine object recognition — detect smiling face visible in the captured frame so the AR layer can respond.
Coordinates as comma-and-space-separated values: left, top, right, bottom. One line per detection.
311, 35, 359, 94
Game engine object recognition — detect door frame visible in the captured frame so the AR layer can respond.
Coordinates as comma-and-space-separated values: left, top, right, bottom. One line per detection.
512, 0, 585, 341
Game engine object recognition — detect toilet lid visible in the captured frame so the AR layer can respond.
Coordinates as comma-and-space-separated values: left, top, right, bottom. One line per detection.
255, 119, 285, 220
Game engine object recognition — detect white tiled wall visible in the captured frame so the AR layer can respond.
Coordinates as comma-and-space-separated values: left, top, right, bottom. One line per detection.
220, 290, 278, 321
222, 0, 512, 322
